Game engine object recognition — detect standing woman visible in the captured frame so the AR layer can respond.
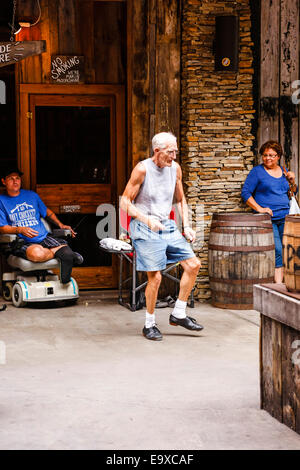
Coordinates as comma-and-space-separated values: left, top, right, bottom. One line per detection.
241, 140, 297, 284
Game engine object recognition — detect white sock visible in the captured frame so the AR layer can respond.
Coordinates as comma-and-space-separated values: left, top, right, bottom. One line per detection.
172, 299, 187, 319
145, 311, 155, 328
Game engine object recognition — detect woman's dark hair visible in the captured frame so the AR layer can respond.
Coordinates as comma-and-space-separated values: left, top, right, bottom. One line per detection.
259, 140, 283, 160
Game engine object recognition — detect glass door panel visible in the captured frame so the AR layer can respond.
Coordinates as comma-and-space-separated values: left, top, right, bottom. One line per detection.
35, 106, 111, 185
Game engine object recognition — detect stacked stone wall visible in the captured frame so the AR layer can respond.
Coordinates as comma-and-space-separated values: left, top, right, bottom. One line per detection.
181, 0, 257, 301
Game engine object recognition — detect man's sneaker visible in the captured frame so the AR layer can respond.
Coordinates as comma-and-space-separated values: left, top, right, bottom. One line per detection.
142, 325, 163, 341
169, 314, 204, 331
73, 252, 84, 265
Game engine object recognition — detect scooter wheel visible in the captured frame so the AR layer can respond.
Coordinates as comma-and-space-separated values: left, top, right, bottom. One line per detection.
12, 283, 26, 308
2, 281, 13, 301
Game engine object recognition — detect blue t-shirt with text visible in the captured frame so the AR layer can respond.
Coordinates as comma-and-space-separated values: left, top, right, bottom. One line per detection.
0, 189, 48, 243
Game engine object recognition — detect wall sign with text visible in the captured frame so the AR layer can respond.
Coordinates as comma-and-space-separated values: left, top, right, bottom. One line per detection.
51, 56, 84, 83
0, 41, 46, 68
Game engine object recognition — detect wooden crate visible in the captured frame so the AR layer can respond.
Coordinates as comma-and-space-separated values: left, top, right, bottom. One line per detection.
254, 284, 300, 434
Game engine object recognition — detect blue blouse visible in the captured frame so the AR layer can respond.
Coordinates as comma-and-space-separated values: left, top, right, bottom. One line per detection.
241, 164, 291, 220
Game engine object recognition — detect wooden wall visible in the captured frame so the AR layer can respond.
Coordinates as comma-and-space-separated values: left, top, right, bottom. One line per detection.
15, 0, 181, 171
260, 0, 300, 182
129, 0, 181, 167
16, 0, 126, 85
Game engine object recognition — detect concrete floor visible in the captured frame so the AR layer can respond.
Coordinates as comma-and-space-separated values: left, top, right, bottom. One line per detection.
0, 291, 299, 450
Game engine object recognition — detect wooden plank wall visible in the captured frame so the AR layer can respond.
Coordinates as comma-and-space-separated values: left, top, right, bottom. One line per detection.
260, 0, 300, 182
15, 0, 181, 169
15, 0, 126, 84
261, 315, 300, 434
130, 0, 181, 168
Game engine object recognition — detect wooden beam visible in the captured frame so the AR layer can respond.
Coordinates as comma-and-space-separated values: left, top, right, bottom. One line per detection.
279, 0, 299, 182
259, 0, 280, 146
58, 0, 77, 54
155, 0, 180, 138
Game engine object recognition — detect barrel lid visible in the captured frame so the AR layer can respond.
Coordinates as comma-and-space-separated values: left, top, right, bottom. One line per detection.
211, 212, 271, 222
285, 215, 300, 223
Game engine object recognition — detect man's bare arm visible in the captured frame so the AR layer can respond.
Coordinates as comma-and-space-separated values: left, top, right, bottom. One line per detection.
173, 163, 196, 242
0, 225, 20, 235
120, 163, 165, 231
120, 163, 146, 220
245, 196, 273, 217
0, 224, 39, 238
174, 163, 190, 228
46, 208, 76, 237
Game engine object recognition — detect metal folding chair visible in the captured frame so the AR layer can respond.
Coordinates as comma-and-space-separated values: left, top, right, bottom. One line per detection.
99, 209, 194, 311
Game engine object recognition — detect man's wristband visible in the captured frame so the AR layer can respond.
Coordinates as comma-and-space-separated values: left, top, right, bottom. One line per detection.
15, 226, 19, 234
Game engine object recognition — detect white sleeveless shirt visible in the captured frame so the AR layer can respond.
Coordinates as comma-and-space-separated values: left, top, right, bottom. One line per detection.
133, 158, 177, 221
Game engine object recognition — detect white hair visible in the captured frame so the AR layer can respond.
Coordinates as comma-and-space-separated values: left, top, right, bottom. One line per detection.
152, 132, 177, 151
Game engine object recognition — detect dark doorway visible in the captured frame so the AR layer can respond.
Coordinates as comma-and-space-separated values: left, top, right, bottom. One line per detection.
35, 106, 111, 185
0, 2, 17, 173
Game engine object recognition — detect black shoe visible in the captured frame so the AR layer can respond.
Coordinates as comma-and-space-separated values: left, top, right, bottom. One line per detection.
142, 325, 163, 341
73, 252, 84, 265
169, 314, 204, 331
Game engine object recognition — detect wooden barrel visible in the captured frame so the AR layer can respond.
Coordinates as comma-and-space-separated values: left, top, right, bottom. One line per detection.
208, 212, 275, 309
282, 215, 300, 292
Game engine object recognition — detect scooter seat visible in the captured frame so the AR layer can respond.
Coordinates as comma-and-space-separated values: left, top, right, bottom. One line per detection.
7, 255, 60, 272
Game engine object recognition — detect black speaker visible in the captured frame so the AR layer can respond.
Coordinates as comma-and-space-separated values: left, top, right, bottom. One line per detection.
215, 15, 239, 72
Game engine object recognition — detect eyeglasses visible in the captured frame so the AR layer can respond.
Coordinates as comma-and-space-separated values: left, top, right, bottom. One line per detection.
262, 154, 278, 159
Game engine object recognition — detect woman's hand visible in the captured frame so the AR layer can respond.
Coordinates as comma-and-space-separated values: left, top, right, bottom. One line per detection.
286, 171, 296, 184
258, 207, 273, 217
245, 197, 273, 217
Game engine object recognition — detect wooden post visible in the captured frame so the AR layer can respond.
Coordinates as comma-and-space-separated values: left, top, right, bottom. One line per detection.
259, 0, 280, 147
131, 0, 150, 167
155, 0, 180, 138
260, 0, 300, 185
57, 0, 78, 55
279, 0, 299, 180
130, 0, 181, 167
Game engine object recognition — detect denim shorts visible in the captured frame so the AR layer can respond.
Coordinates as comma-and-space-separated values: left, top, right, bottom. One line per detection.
129, 218, 195, 271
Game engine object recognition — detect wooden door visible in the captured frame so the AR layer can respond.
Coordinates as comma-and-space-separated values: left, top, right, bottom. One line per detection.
19, 84, 126, 289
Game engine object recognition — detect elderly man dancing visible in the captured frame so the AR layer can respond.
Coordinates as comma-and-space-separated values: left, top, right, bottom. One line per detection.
121, 132, 203, 341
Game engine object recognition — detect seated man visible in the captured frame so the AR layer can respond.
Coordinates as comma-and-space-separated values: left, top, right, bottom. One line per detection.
0, 167, 83, 284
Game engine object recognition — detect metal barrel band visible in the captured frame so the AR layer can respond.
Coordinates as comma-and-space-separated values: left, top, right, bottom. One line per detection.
212, 213, 270, 220
212, 302, 253, 309
210, 222, 273, 228
210, 227, 273, 234
208, 244, 275, 252
211, 291, 253, 299
209, 276, 274, 285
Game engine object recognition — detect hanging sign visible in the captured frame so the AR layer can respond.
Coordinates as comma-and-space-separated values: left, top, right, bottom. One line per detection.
50, 56, 84, 84
0, 41, 46, 68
